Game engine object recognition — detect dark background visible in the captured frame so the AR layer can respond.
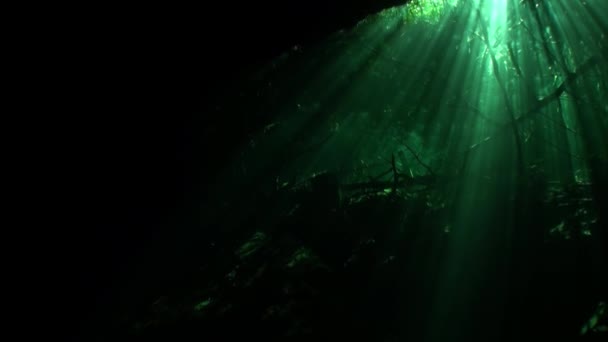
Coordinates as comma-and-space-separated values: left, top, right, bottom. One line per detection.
61, 0, 409, 337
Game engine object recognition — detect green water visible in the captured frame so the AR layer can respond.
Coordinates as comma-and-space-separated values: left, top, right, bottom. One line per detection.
105, 1, 608, 340
220, 0, 608, 339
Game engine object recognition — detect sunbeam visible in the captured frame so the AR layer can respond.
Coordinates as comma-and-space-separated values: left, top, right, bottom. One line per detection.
98, 1, 608, 341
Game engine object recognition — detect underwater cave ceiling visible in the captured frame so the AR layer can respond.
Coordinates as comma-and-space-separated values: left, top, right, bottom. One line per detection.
201, 0, 412, 81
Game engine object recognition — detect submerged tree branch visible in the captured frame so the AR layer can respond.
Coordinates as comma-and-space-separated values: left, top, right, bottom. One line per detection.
466, 55, 600, 153
402, 141, 435, 176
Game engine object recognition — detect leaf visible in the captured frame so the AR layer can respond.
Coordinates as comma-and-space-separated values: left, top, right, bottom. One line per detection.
236, 232, 268, 259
